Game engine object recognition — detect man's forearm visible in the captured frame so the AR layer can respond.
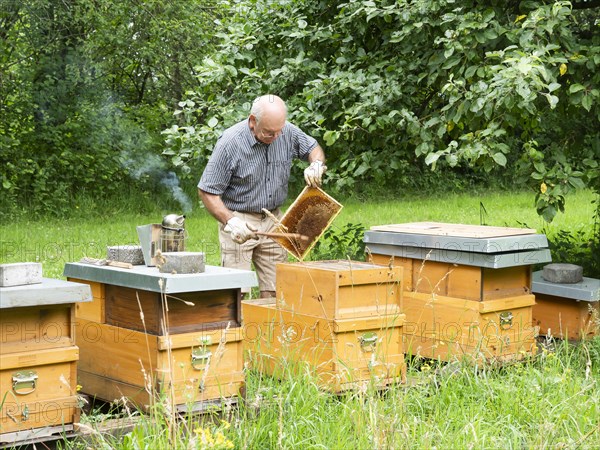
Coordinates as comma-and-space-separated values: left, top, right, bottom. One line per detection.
198, 189, 234, 224
308, 144, 325, 163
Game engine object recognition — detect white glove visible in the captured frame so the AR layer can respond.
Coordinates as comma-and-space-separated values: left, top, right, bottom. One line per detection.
224, 216, 258, 244
304, 160, 327, 187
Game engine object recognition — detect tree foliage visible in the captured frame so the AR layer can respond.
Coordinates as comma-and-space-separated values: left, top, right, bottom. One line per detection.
163, 0, 600, 222
1, 0, 599, 222
0, 0, 216, 216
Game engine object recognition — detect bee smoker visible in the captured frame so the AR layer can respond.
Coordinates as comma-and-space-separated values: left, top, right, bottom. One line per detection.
161, 214, 186, 253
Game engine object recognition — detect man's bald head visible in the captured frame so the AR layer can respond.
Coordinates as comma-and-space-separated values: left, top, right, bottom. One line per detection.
249, 95, 287, 144
250, 95, 287, 124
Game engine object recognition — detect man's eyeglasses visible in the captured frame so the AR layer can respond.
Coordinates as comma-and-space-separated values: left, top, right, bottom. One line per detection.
259, 128, 284, 139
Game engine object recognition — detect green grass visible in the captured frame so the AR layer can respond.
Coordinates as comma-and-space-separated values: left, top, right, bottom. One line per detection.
63, 339, 600, 449
336, 188, 595, 233
2, 188, 600, 449
2, 188, 596, 278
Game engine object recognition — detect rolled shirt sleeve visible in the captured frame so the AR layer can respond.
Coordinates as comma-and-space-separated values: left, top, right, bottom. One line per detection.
198, 142, 233, 196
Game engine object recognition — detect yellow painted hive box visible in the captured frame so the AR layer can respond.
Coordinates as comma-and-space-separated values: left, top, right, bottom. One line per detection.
75, 319, 244, 411
369, 255, 532, 301
0, 347, 79, 436
532, 294, 599, 339
68, 278, 242, 333
531, 271, 600, 339
365, 222, 551, 301
242, 299, 406, 392
63, 263, 259, 411
275, 260, 403, 320
402, 292, 538, 362
1, 304, 75, 354
0, 278, 91, 440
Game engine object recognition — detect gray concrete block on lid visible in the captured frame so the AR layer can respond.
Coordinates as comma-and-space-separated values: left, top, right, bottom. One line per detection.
107, 245, 145, 265
542, 263, 584, 284
159, 252, 205, 274
0, 262, 42, 287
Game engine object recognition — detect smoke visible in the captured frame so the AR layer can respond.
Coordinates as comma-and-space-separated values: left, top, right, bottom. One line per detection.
121, 150, 193, 213
161, 171, 193, 213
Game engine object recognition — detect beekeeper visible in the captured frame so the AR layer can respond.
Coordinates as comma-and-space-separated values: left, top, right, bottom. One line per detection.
198, 94, 326, 298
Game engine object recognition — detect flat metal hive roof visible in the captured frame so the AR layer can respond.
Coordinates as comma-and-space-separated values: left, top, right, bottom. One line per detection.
366, 243, 552, 268
365, 222, 548, 254
63, 262, 258, 294
532, 271, 600, 302
370, 222, 538, 238
0, 277, 92, 309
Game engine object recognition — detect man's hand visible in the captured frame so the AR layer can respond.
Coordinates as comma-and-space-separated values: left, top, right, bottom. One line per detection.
304, 160, 327, 187
224, 217, 258, 244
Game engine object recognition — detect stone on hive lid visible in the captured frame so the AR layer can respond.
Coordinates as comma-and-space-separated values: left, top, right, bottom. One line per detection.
158, 252, 205, 274
0, 262, 42, 287
542, 263, 583, 284
107, 245, 145, 265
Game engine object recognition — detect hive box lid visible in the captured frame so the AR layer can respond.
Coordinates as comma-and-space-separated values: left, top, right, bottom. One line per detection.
365, 243, 552, 268
370, 222, 538, 238
63, 262, 258, 294
532, 270, 600, 302
365, 222, 548, 253
0, 278, 92, 309
365, 222, 551, 268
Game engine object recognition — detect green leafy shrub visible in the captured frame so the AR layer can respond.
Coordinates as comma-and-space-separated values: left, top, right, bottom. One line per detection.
162, 0, 599, 224
309, 222, 366, 261
541, 196, 600, 278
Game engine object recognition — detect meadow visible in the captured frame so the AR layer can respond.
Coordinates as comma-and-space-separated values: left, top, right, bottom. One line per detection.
2, 187, 595, 278
1, 188, 599, 449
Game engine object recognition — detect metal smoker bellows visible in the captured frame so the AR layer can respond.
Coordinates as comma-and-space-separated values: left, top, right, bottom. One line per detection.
161, 214, 186, 253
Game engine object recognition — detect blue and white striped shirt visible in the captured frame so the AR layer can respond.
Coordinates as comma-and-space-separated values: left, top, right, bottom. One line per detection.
198, 119, 318, 212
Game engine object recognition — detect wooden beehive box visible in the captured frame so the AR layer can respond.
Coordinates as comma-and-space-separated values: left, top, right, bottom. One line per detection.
75, 320, 244, 410
1, 347, 80, 439
65, 263, 256, 333
64, 262, 257, 410
369, 255, 533, 301
365, 222, 551, 301
275, 260, 403, 320
402, 292, 538, 361
243, 299, 406, 392
0, 278, 91, 442
70, 282, 241, 334
532, 271, 600, 339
